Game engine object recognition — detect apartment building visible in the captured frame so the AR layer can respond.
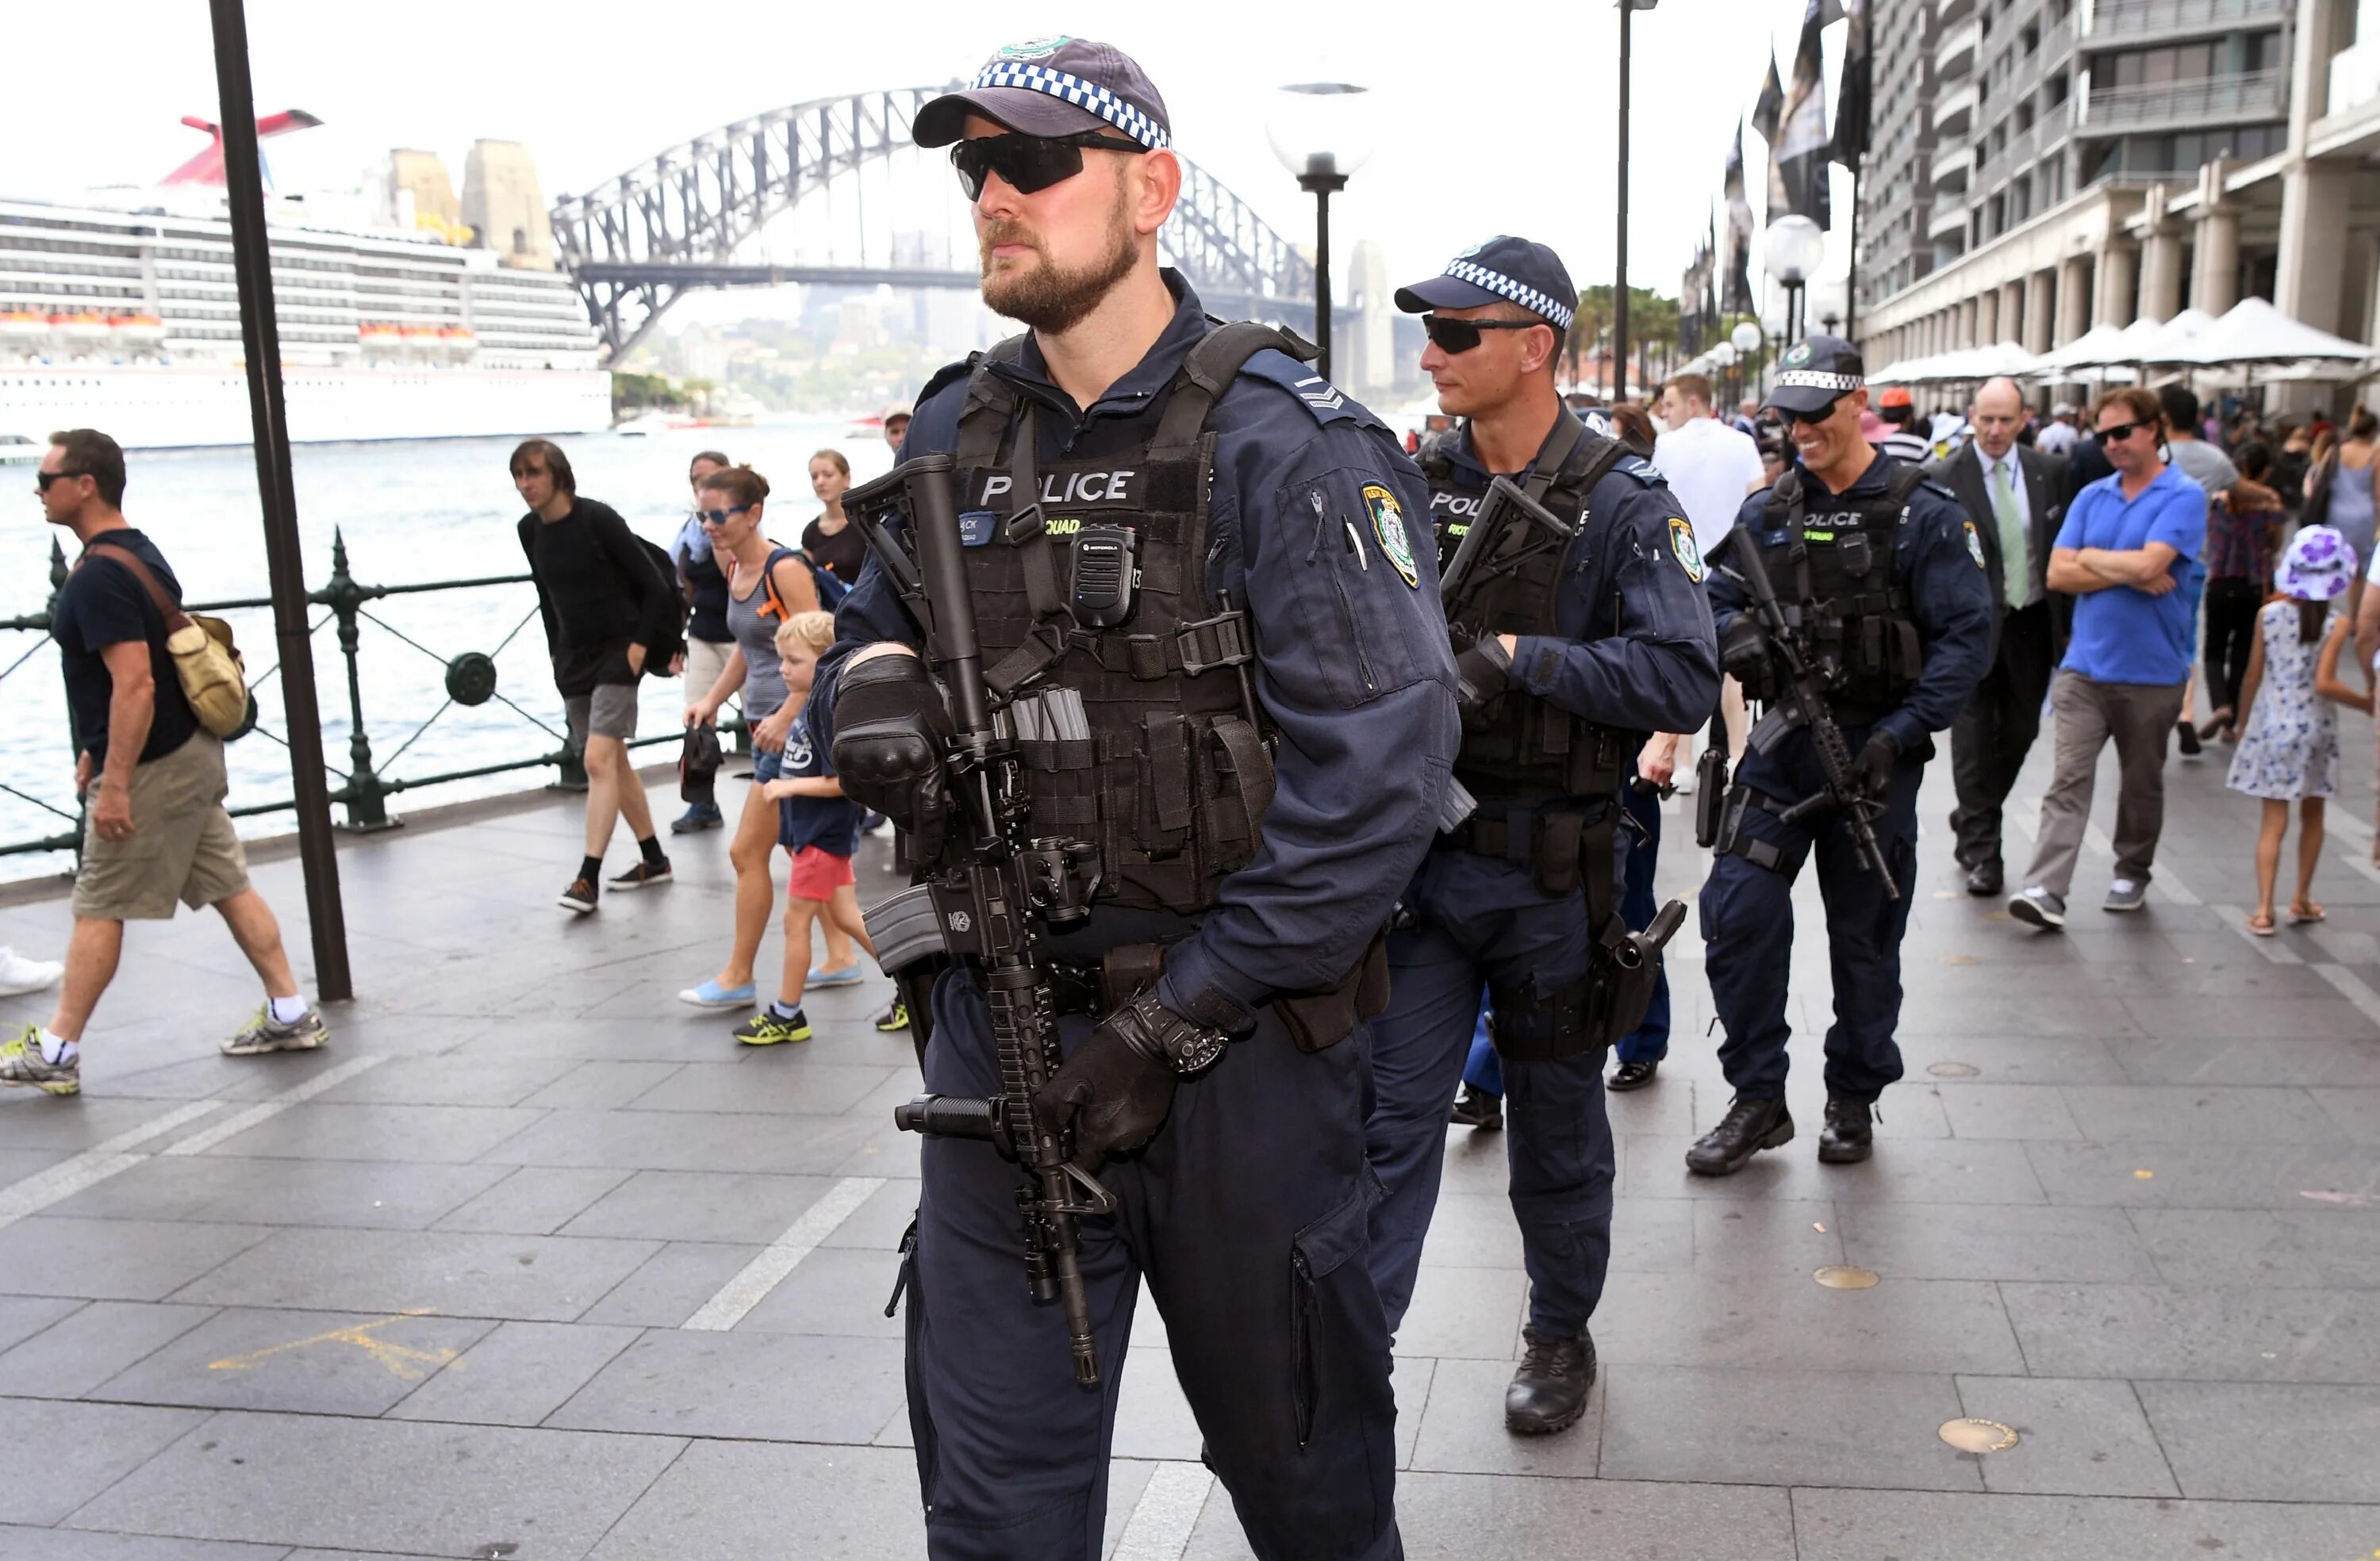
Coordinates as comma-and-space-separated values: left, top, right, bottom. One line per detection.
1856, 0, 2379, 405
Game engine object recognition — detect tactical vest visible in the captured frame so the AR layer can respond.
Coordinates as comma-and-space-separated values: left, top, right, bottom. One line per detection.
937, 324, 1291, 916
1756, 462, 1929, 723
1422, 413, 1633, 807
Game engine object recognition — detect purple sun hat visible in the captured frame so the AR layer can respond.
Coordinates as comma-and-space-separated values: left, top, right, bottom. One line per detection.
2276, 524, 2356, 601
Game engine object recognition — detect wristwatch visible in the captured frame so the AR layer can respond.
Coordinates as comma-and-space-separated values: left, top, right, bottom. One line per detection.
1110, 987, 1230, 1078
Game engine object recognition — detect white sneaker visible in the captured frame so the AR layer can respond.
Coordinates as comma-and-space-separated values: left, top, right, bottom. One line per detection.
0, 948, 63, 998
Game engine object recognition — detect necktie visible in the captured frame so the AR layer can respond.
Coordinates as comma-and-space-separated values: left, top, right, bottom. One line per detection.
1991, 459, 2030, 609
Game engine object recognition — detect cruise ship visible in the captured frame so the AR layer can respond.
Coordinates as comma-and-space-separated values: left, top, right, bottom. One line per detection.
0, 128, 609, 450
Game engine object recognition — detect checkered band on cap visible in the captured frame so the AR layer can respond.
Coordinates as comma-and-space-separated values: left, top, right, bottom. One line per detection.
1440, 260, 1575, 331
1775, 369, 1864, 393
969, 62, 1171, 149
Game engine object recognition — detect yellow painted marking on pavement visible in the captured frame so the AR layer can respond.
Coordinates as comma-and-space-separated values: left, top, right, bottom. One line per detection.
208, 1307, 456, 1381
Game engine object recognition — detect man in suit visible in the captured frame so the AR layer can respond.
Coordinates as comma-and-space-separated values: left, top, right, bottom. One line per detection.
1930, 376, 2070, 896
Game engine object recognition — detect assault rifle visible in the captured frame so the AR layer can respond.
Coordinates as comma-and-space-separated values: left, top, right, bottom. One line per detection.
1437, 475, 1574, 640
1707, 527, 1900, 900
845, 454, 1119, 1387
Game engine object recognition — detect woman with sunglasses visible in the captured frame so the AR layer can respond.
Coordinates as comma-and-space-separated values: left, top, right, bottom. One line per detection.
2011, 385, 2206, 927
669, 450, 735, 834
674, 465, 826, 1013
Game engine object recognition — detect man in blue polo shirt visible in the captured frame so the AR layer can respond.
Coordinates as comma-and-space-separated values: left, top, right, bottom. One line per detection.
2011, 386, 2206, 927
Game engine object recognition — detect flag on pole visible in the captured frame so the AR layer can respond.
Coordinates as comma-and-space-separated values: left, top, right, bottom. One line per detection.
1833, 0, 1872, 168
1773, 0, 1833, 230
1752, 52, 1784, 145
1722, 122, 1756, 314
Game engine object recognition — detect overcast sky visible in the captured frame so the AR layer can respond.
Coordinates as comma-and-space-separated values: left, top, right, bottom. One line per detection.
3, 0, 1856, 331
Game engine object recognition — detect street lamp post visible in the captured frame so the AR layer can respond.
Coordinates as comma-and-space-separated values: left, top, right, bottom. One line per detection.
1764, 213, 1825, 347
1269, 82, 1376, 385
1712, 341, 1738, 409
1614, 0, 1659, 403
1731, 319, 1764, 407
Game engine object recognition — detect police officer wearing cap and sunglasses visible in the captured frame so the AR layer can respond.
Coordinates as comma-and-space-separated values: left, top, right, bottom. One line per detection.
809, 36, 1457, 1561
1688, 336, 1992, 1176
1363, 236, 1717, 1435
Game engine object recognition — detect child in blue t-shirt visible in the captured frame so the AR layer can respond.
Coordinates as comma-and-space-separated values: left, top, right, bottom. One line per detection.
731, 611, 875, 1046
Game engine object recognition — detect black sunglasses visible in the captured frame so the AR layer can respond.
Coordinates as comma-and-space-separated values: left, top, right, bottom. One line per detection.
1422, 315, 1547, 355
951, 131, 1146, 200
1776, 400, 1844, 427
695, 505, 751, 527
34, 470, 85, 492
2095, 420, 2152, 444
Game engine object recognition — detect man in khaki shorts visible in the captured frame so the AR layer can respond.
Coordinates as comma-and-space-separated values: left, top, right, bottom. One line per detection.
2, 430, 323, 1098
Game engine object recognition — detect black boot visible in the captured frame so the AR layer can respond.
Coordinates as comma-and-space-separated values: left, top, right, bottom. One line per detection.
1504, 1327, 1597, 1435
1684, 1095, 1794, 1176
1818, 1095, 1875, 1164
1449, 1083, 1503, 1130
1608, 1057, 1660, 1091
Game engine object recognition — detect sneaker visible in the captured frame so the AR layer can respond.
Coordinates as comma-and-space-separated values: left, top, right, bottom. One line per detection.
735, 1008, 812, 1046
1448, 1083, 1503, 1130
0, 1024, 79, 1095
873, 999, 910, 1033
608, 859, 672, 891
0, 948, 63, 998
221, 1006, 329, 1057
808, 963, 864, 989
2104, 878, 2148, 913
670, 803, 724, 834
680, 979, 758, 1010
559, 876, 598, 915
2007, 888, 2065, 930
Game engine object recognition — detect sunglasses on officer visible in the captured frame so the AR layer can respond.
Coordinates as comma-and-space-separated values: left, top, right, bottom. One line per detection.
694, 504, 751, 527
1422, 314, 1548, 355
951, 131, 1148, 200
1775, 397, 1846, 428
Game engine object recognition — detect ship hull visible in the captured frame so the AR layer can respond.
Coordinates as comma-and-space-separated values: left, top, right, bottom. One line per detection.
0, 365, 612, 450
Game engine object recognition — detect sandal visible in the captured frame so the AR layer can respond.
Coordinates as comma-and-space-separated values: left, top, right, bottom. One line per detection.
2290, 900, 2327, 925
2245, 910, 2277, 937
2196, 708, 2235, 741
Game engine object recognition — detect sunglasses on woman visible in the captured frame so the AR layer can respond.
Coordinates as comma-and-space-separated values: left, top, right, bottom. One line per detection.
695, 504, 751, 527
1422, 315, 1546, 355
951, 131, 1147, 200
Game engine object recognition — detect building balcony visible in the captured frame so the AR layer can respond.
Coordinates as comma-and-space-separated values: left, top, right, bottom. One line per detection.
1929, 195, 1973, 241
1937, 16, 1983, 80
2084, 69, 2287, 130
1933, 141, 1977, 191
1936, 79, 1981, 139
2084, 0, 2291, 44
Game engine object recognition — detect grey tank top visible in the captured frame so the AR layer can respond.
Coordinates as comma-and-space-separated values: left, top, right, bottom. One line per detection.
727, 550, 790, 719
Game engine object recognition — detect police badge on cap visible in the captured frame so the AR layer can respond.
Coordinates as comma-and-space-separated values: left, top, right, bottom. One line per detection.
1768, 335, 1866, 418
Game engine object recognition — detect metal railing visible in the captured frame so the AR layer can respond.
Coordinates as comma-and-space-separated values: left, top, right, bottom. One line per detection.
2086, 0, 2292, 36
0, 533, 709, 861
2087, 70, 2288, 128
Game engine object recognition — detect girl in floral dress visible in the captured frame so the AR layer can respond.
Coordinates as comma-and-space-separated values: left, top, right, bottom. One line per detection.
2227, 525, 2354, 934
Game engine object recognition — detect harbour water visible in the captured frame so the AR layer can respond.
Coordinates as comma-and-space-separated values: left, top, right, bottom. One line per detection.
0, 417, 895, 881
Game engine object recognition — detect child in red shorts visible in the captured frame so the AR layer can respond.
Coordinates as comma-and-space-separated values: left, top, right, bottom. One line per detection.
732, 611, 875, 1046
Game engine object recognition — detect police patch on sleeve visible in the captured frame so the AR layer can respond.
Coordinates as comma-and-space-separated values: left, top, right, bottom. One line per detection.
1964, 520, 1987, 570
1668, 515, 1706, 582
1364, 483, 1420, 589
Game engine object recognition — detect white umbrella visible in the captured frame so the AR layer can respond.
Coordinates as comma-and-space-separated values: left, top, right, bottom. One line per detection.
2033, 322, 2130, 374
2178, 297, 2374, 367
2131, 307, 2217, 364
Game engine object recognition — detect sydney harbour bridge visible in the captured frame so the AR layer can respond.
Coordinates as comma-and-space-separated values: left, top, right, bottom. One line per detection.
549, 85, 1320, 362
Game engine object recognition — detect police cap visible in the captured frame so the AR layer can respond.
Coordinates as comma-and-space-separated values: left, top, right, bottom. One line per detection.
913, 36, 1173, 151
1768, 334, 1865, 417
1393, 237, 1577, 332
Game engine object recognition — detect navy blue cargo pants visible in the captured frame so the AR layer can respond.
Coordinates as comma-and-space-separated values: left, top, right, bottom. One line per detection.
903, 971, 1402, 1561
1363, 847, 1616, 1342
1699, 728, 1923, 1103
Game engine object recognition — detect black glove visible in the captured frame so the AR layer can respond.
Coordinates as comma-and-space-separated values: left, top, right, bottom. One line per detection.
1452, 634, 1513, 711
1034, 988, 1225, 1164
1718, 616, 1770, 681
830, 652, 952, 854
1852, 730, 1901, 798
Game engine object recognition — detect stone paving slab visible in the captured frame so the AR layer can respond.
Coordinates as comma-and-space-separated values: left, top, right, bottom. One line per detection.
0, 730, 2375, 1555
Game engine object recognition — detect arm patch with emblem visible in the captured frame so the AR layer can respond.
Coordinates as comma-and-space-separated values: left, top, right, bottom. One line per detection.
1364, 483, 1420, 589
1668, 515, 1706, 581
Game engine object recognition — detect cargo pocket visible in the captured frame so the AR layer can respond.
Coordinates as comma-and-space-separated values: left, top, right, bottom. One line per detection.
1289, 1179, 1377, 1449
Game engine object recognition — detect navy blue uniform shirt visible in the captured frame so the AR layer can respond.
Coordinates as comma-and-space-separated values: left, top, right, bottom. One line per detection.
1441, 428, 1719, 742
1710, 452, 1994, 754
813, 272, 1462, 1026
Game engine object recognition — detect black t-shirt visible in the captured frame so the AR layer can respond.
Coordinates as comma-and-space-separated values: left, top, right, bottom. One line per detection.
800, 516, 868, 584
51, 527, 200, 766
520, 498, 674, 694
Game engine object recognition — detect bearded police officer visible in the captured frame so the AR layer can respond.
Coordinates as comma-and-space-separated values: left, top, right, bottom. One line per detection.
1689, 336, 1992, 1176
1365, 237, 1718, 1435
810, 38, 1458, 1561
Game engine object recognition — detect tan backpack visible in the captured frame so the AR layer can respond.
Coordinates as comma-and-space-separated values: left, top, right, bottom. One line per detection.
79, 543, 250, 739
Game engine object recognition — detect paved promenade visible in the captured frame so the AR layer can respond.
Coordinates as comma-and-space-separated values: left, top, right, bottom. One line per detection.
2, 720, 2377, 1561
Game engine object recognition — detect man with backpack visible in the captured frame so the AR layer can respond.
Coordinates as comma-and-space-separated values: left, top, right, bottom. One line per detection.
511, 439, 685, 913
5, 429, 324, 1098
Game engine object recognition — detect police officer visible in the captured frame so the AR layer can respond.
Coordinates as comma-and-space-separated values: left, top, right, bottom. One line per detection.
812, 38, 1459, 1561
1365, 237, 1718, 1435
1689, 336, 1993, 1176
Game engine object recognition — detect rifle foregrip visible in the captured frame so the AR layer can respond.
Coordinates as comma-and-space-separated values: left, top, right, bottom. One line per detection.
895, 1093, 1001, 1139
